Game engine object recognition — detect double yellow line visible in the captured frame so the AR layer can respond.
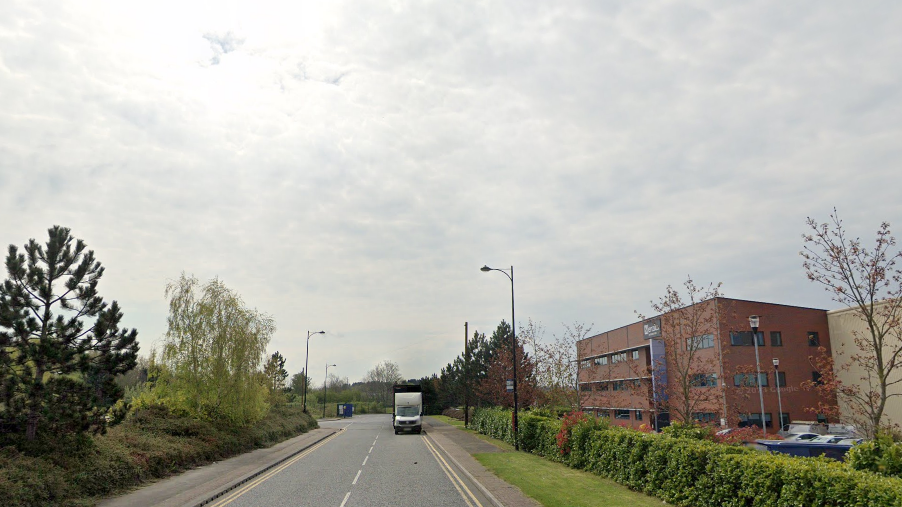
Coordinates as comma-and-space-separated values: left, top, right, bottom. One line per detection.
206, 428, 345, 507
422, 434, 483, 507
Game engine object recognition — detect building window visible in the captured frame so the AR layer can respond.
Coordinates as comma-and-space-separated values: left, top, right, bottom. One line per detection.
611, 352, 627, 363
730, 331, 764, 346
777, 413, 790, 430
687, 334, 715, 350
580, 383, 592, 392
635, 410, 643, 421
594, 356, 608, 365
614, 409, 631, 419
581, 360, 592, 369
808, 332, 820, 346
816, 414, 827, 424
739, 413, 772, 428
690, 373, 718, 387
812, 371, 823, 385
692, 412, 717, 423
632, 350, 640, 360
733, 373, 768, 387
612, 381, 626, 391
598, 383, 609, 391
770, 331, 782, 346
776, 371, 786, 388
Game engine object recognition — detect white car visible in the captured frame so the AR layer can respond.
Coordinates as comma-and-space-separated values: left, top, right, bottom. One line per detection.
808, 434, 847, 444
782, 432, 820, 442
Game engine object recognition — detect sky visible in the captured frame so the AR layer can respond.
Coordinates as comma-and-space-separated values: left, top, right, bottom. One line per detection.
2, 1, 901, 386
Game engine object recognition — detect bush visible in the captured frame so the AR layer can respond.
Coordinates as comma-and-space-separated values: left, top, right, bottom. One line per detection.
848, 432, 902, 478
0, 403, 317, 506
661, 421, 716, 441
469, 408, 902, 507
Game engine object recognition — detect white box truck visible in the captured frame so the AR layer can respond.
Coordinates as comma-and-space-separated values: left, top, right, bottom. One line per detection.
393, 384, 423, 434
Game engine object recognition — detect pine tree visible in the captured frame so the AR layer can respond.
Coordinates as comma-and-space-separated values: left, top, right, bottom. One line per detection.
0, 226, 139, 441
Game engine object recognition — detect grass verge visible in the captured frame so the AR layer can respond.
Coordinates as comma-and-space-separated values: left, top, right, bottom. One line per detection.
475, 452, 665, 507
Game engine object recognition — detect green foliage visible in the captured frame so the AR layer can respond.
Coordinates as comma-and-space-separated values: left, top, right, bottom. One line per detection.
848, 432, 902, 478
471, 408, 902, 507
148, 273, 274, 427
0, 403, 317, 506
0, 226, 139, 441
661, 421, 716, 441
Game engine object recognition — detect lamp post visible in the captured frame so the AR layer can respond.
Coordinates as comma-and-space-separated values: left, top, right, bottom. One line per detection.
323, 363, 336, 418
773, 358, 785, 433
481, 264, 519, 451
749, 315, 767, 438
303, 330, 325, 414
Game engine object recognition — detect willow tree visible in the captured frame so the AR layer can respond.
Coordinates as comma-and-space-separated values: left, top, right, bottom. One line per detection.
153, 273, 274, 426
0, 226, 139, 441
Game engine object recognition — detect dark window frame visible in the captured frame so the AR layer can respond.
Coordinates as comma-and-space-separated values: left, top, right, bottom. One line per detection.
730, 331, 765, 346
770, 331, 783, 346
808, 331, 820, 347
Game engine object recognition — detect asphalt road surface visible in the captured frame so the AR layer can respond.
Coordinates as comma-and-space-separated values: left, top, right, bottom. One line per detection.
203, 414, 494, 507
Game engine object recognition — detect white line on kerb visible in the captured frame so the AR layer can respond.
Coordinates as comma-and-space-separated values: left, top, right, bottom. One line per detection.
353, 470, 362, 485
362, 456, 368, 466
339, 492, 351, 507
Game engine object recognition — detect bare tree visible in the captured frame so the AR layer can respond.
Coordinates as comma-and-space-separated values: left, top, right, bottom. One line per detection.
361, 360, 403, 406
526, 320, 592, 409
801, 210, 902, 437
637, 277, 726, 425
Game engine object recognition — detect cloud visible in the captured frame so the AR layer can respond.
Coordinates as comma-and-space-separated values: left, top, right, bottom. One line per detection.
1, 0, 901, 382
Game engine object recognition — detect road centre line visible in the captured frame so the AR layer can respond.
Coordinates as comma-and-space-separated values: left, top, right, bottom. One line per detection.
339, 492, 351, 507
206, 428, 345, 507
422, 435, 481, 507
353, 470, 361, 485
369, 446, 374, 453
362, 455, 368, 466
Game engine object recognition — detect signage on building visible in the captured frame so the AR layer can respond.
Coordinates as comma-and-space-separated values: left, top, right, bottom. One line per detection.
643, 318, 662, 339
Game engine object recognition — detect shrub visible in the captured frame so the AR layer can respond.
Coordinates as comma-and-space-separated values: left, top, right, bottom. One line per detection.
848, 432, 902, 478
661, 421, 716, 441
469, 408, 902, 507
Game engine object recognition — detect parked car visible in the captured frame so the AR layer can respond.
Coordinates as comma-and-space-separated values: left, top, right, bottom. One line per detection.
779, 422, 828, 437
808, 435, 848, 444
782, 432, 821, 442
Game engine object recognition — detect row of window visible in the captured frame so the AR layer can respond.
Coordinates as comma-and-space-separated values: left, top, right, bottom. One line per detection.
580, 349, 641, 369
728, 331, 820, 347
738, 412, 793, 428
592, 409, 643, 420
580, 379, 644, 392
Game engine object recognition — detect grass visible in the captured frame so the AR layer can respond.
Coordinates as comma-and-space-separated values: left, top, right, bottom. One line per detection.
427, 416, 662, 507
475, 452, 665, 507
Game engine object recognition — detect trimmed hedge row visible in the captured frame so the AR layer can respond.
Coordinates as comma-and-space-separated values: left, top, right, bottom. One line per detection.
471, 408, 902, 507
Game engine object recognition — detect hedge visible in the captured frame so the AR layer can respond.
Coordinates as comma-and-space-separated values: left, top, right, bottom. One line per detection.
471, 408, 902, 507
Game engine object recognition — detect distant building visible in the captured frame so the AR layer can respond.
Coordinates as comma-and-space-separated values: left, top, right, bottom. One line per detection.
577, 298, 837, 430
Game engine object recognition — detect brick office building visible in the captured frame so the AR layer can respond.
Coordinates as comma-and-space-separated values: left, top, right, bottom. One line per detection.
577, 298, 837, 431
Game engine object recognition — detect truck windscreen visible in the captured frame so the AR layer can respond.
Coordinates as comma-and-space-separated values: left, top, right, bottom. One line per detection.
397, 406, 419, 417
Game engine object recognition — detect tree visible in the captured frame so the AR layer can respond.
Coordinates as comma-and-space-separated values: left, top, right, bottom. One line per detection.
263, 351, 288, 392
290, 370, 311, 395
360, 360, 403, 406
478, 321, 539, 408
637, 277, 725, 425
801, 210, 902, 437
0, 226, 139, 441
525, 320, 593, 409
150, 273, 274, 426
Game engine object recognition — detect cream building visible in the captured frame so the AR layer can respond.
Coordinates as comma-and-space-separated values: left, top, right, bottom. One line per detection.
827, 300, 902, 432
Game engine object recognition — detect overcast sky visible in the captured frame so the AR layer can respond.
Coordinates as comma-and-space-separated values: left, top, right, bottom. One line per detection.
2, 1, 901, 385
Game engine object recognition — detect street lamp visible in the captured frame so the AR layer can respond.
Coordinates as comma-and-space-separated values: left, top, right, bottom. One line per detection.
323, 363, 336, 418
773, 358, 785, 433
303, 330, 325, 414
481, 264, 519, 451
749, 315, 767, 438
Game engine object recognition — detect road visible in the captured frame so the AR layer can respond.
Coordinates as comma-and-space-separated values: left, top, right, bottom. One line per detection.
203, 414, 493, 507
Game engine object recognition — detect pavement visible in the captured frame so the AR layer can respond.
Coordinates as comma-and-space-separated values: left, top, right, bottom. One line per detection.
97, 416, 541, 507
